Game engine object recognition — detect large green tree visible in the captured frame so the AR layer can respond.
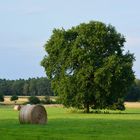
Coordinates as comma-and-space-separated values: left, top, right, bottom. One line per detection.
41, 21, 135, 113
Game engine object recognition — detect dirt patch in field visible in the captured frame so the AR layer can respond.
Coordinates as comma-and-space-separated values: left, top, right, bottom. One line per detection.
4, 96, 57, 105
4, 96, 28, 105
45, 104, 63, 108
125, 102, 140, 108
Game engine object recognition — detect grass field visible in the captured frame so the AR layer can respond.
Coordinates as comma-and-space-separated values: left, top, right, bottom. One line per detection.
0, 105, 140, 140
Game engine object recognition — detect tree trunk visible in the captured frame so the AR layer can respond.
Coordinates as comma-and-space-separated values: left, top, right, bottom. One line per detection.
84, 103, 90, 113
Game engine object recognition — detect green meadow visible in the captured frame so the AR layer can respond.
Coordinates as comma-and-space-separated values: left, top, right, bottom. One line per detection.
0, 106, 140, 140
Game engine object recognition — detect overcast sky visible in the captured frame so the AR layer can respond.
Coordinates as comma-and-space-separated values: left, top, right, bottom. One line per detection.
0, 0, 140, 79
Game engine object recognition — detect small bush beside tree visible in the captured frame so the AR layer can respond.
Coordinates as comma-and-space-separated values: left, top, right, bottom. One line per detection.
42, 96, 51, 104
41, 96, 55, 104
10, 95, 18, 104
28, 96, 40, 104
0, 93, 4, 103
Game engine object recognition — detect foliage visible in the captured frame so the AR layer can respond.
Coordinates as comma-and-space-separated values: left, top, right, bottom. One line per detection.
43, 96, 51, 104
28, 96, 40, 104
12, 80, 25, 95
41, 96, 60, 104
0, 93, 4, 102
10, 95, 18, 104
10, 95, 18, 103
126, 79, 140, 101
41, 21, 135, 112
0, 77, 53, 96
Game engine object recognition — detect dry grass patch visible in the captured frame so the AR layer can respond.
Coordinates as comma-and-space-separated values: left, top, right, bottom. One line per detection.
125, 102, 140, 108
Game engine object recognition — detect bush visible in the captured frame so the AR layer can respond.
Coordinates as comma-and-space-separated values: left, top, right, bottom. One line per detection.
110, 98, 125, 111
0, 93, 4, 102
41, 96, 52, 104
40, 96, 61, 104
44, 96, 51, 104
10, 95, 18, 101
10, 95, 18, 103
28, 96, 40, 104
55, 97, 61, 104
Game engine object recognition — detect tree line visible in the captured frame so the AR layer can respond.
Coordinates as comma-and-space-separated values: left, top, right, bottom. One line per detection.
0, 77, 53, 96
0, 77, 140, 102
125, 79, 140, 102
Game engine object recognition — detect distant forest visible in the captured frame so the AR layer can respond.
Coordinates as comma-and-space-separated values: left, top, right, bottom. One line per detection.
125, 79, 140, 102
0, 77, 53, 96
0, 77, 140, 101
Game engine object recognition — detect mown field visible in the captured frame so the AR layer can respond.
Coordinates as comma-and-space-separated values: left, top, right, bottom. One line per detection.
0, 104, 140, 140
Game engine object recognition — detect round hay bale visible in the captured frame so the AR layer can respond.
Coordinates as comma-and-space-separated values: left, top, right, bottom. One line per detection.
19, 104, 47, 124
14, 105, 21, 111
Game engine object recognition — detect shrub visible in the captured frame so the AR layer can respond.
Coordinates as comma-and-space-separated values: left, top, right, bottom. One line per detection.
10, 95, 18, 104
44, 96, 51, 104
41, 96, 51, 104
28, 96, 40, 104
0, 93, 4, 102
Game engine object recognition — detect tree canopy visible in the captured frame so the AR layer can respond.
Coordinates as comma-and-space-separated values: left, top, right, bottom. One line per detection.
41, 21, 135, 112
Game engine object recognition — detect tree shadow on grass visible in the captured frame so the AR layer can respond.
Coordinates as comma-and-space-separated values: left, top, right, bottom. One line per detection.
66, 108, 140, 115
91, 110, 140, 115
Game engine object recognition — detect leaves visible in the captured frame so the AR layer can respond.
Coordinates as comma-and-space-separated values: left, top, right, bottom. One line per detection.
41, 21, 135, 112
